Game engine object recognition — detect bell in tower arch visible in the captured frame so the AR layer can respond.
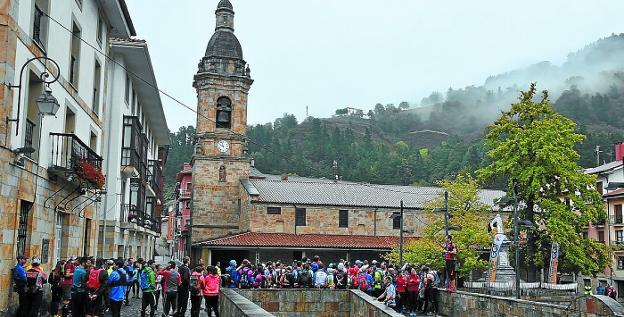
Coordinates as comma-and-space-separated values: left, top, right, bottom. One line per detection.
216, 96, 232, 129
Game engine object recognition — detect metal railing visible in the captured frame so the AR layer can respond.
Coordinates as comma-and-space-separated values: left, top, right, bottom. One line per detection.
49, 133, 103, 171
610, 215, 624, 225
24, 119, 36, 159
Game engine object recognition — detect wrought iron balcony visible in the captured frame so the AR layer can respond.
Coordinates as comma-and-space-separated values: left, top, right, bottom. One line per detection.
610, 215, 624, 225
121, 203, 143, 225
49, 133, 103, 174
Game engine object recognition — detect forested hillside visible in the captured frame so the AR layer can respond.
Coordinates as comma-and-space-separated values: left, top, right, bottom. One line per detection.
164, 34, 624, 194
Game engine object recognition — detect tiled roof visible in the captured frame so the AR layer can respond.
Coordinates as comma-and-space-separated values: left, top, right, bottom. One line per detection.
585, 160, 623, 174
244, 178, 505, 210
194, 232, 413, 250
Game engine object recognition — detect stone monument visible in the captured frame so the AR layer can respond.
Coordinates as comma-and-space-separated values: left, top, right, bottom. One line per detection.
487, 214, 518, 284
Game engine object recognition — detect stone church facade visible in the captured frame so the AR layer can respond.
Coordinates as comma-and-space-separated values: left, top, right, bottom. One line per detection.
190, 0, 504, 266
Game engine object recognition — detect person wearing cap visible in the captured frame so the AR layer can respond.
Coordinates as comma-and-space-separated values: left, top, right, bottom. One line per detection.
25, 257, 47, 317
13, 255, 28, 317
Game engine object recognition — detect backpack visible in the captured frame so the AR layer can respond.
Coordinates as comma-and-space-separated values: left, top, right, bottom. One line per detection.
239, 270, 250, 288
189, 274, 201, 295
87, 268, 103, 290
126, 265, 135, 278
315, 271, 327, 288
300, 270, 312, 287
336, 271, 346, 288
26, 269, 42, 293
253, 274, 262, 288
326, 274, 335, 289
140, 269, 152, 290
358, 273, 370, 292
373, 270, 383, 289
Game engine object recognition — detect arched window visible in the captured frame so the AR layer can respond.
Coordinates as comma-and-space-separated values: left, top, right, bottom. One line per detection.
216, 96, 232, 129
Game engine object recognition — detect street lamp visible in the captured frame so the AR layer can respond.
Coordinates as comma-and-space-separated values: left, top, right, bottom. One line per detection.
6, 56, 60, 136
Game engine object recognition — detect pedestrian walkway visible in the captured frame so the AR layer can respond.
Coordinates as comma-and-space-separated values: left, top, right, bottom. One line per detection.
119, 296, 216, 317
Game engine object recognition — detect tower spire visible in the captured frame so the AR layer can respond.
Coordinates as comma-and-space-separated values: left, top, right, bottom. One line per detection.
215, 0, 235, 32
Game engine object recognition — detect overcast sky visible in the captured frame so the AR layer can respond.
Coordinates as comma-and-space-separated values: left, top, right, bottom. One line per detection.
125, 0, 624, 130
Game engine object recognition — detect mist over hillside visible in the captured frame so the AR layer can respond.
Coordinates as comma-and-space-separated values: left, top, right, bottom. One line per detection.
165, 34, 624, 193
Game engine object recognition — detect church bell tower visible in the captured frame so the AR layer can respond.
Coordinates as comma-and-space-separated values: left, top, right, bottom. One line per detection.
191, 0, 253, 243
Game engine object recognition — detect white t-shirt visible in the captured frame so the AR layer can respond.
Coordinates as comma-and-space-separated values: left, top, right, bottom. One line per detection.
384, 283, 396, 300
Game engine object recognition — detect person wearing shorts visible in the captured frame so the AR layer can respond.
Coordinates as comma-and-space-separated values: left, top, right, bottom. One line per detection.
61, 256, 76, 317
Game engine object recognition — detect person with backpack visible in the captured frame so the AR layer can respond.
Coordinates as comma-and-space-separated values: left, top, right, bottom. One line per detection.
420, 267, 438, 315
139, 260, 157, 317
25, 257, 47, 317
224, 260, 238, 288
72, 257, 88, 317
86, 258, 108, 317
314, 265, 328, 288
13, 254, 28, 317
61, 256, 76, 317
377, 276, 397, 310
202, 266, 220, 317
335, 265, 347, 289
160, 261, 181, 317
406, 267, 420, 317
358, 269, 374, 295
299, 263, 313, 288
108, 260, 127, 317
326, 266, 336, 289
154, 264, 164, 311
189, 265, 204, 317
133, 260, 143, 299
125, 258, 136, 305
176, 257, 191, 317
372, 261, 385, 297
237, 262, 252, 289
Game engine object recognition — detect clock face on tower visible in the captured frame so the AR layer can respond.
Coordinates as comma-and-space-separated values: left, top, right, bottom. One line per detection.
217, 140, 230, 153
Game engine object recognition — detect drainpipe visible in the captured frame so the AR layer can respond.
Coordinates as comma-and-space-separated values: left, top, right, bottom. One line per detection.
373, 208, 378, 237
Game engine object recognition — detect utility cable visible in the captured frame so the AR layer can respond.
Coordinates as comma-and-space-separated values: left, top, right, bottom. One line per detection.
41, 11, 452, 200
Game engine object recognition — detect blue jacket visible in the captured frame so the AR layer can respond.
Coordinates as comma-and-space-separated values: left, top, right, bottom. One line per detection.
72, 265, 87, 292
108, 268, 126, 301
13, 264, 26, 292
126, 265, 135, 282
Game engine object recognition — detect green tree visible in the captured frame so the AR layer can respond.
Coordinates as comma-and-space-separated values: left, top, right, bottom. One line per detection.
477, 83, 608, 280
387, 173, 491, 277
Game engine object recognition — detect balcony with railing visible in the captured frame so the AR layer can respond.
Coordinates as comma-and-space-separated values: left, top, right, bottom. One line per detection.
49, 133, 103, 175
610, 215, 624, 226
121, 116, 148, 178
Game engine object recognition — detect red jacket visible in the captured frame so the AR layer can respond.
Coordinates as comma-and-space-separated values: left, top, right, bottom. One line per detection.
406, 274, 420, 292
203, 274, 220, 296
395, 274, 407, 293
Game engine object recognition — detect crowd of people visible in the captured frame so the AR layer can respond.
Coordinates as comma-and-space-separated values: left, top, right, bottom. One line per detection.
11, 235, 458, 317
13, 256, 221, 317
220, 255, 442, 316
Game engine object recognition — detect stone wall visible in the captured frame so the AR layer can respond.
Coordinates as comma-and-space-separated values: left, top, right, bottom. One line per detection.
437, 289, 624, 317
350, 289, 404, 317
236, 289, 351, 317
230, 289, 403, 317
219, 288, 274, 317
250, 203, 425, 238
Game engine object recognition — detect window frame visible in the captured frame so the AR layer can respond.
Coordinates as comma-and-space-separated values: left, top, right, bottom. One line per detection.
295, 208, 306, 226
267, 207, 281, 215
68, 20, 82, 89
17, 201, 32, 256
338, 209, 348, 228
392, 214, 401, 230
